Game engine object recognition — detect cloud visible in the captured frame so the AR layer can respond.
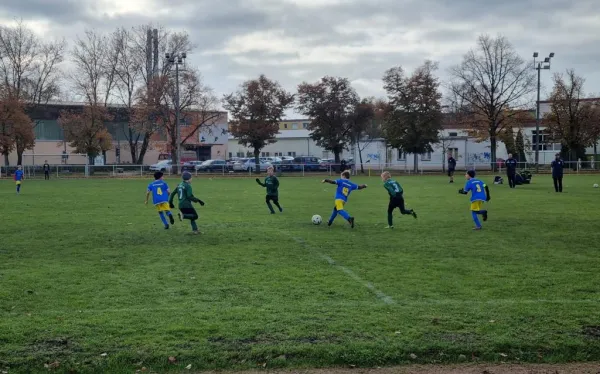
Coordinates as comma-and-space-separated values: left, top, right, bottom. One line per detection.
1, 0, 600, 116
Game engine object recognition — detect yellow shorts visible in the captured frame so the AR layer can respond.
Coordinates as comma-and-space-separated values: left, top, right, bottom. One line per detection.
15, 181, 21, 185
470, 201, 483, 211
155, 202, 170, 212
335, 199, 345, 210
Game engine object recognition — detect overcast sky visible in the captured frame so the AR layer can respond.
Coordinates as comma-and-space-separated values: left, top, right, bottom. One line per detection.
1, 0, 599, 117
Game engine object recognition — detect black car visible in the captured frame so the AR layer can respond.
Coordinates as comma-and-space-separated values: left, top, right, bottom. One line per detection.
195, 159, 228, 172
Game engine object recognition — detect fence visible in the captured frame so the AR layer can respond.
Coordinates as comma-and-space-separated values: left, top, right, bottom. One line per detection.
1, 161, 599, 179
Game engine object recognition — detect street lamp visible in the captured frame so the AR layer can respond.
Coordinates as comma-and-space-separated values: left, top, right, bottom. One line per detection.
533, 51, 555, 171
165, 51, 187, 174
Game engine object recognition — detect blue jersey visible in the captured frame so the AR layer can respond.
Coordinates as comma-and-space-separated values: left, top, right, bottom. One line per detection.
464, 178, 487, 202
14, 170, 23, 181
334, 179, 358, 202
147, 180, 170, 205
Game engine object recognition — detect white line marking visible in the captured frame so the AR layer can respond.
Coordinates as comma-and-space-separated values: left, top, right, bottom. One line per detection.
293, 237, 395, 305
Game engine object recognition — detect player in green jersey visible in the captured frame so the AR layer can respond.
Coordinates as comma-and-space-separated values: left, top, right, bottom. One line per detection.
256, 166, 282, 214
381, 171, 417, 228
168, 172, 205, 234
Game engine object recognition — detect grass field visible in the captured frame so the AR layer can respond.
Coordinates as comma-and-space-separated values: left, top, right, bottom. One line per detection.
1, 173, 600, 373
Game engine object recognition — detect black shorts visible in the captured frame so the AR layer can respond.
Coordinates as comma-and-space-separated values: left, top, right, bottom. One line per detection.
266, 195, 279, 203
448, 169, 455, 177
180, 207, 198, 220
389, 196, 404, 209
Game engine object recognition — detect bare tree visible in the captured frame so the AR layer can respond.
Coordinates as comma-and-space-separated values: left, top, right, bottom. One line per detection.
449, 34, 535, 171
545, 70, 600, 164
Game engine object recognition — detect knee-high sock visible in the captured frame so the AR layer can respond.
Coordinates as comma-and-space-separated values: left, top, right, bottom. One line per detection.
472, 211, 481, 227
16, 184, 21, 193
158, 211, 168, 226
191, 220, 198, 231
273, 200, 282, 211
338, 209, 350, 220
266, 201, 275, 213
387, 212, 393, 226
328, 208, 338, 223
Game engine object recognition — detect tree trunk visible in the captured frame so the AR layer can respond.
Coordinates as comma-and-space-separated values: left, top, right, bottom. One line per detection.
17, 150, 23, 166
594, 143, 597, 170
129, 129, 138, 164
253, 148, 261, 173
170, 146, 178, 175
334, 151, 341, 172
358, 144, 365, 174
3, 153, 9, 167
490, 135, 497, 172
136, 133, 151, 164
413, 153, 418, 173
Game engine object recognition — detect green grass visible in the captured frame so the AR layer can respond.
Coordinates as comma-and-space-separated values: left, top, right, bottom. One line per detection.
1, 174, 600, 373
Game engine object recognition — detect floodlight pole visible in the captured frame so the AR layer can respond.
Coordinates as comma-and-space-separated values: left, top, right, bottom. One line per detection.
533, 52, 554, 172
166, 52, 186, 174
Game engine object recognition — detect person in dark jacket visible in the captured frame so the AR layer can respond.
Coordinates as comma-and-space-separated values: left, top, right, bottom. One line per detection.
505, 153, 517, 188
43, 160, 50, 180
551, 153, 564, 192
447, 153, 457, 183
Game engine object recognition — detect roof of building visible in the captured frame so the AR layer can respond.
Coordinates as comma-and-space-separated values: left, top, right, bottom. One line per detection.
228, 129, 312, 140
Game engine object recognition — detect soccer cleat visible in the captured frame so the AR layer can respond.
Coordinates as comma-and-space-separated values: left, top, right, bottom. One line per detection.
169, 214, 175, 225
270, 211, 275, 214
482, 211, 488, 221
164, 225, 170, 230
385, 225, 394, 229
191, 230, 201, 235
412, 210, 417, 219
348, 217, 355, 228
327, 221, 333, 227
473, 226, 482, 231
279, 207, 283, 213
178, 212, 183, 221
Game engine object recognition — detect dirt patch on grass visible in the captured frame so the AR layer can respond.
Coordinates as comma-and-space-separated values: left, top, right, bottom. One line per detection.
204, 363, 600, 374
583, 326, 600, 339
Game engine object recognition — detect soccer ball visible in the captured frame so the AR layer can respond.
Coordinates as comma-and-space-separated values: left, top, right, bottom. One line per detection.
594, 183, 599, 188
312, 214, 322, 225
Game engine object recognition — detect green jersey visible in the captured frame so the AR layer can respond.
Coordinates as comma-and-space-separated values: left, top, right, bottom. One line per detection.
169, 181, 200, 209
257, 175, 279, 196
383, 179, 403, 198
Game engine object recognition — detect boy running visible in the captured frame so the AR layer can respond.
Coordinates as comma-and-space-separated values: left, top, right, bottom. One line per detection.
145, 171, 175, 229
458, 170, 491, 230
256, 166, 282, 214
169, 171, 205, 235
14, 165, 24, 194
381, 171, 417, 228
322, 170, 367, 228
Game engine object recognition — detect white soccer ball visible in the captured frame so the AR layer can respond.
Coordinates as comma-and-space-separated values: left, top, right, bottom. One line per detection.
594, 183, 599, 188
312, 214, 322, 225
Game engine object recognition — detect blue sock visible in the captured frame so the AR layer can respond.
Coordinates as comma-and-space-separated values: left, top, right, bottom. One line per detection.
328, 208, 338, 223
338, 209, 351, 220
166, 211, 172, 216
16, 185, 21, 193
477, 210, 487, 215
158, 211, 168, 227
191, 220, 198, 231
471, 211, 481, 227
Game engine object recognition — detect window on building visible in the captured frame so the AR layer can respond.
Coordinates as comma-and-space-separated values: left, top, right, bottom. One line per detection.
292, 123, 298, 129
228, 152, 232, 159
448, 147, 458, 158
261, 152, 270, 157
284, 124, 288, 129
274, 152, 283, 156
236, 152, 245, 157
287, 151, 296, 157
531, 130, 561, 151
303, 122, 309, 129
421, 151, 432, 161
449, 132, 458, 137
322, 151, 329, 159
397, 149, 406, 161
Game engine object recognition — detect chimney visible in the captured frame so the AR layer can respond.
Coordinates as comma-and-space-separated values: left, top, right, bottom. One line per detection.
146, 29, 152, 84
152, 29, 159, 76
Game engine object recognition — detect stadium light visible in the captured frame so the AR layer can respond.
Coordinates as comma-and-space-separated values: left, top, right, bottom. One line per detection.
533, 52, 555, 171
165, 52, 187, 174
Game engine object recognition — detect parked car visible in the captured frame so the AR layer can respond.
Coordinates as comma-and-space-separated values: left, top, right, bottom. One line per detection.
232, 158, 251, 171
195, 159, 228, 172
182, 160, 203, 172
241, 159, 272, 172
292, 156, 321, 171
279, 158, 296, 171
149, 160, 172, 172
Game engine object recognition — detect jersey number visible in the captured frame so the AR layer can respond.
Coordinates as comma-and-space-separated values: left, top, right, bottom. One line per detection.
156, 187, 163, 195
394, 184, 400, 192
178, 188, 184, 200
342, 187, 349, 196
475, 184, 482, 192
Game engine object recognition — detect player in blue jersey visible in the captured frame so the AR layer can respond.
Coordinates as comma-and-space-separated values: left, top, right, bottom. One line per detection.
14, 165, 24, 194
458, 170, 491, 230
322, 170, 367, 228
145, 171, 175, 229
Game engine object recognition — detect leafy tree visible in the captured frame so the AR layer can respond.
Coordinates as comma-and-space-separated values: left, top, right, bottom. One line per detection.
296, 76, 359, 169
58, 105, 113, 165
515, 129, 527, 164
224, 74, 294, 172
449, 34, 535, 171
349, 97, 378, 173
382, 61, 443, 172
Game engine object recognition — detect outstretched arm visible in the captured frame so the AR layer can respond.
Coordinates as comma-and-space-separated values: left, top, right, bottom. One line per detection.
255, 178, 265, 187
458, 188, 468, 195
484, 185, 491, 201
357, 184, 367, 190
168, 189, 177, 208
186, 186, 205, 206
322, 179, 337, 185
145, 191, 151, 204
